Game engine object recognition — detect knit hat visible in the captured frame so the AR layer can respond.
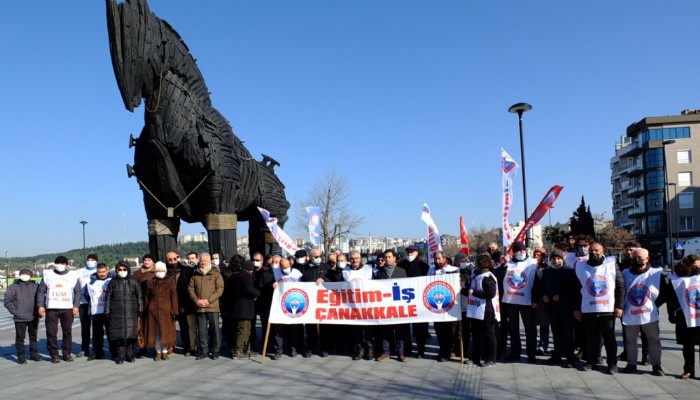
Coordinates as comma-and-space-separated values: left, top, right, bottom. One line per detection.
512, 242, 527, 252
294, 249, 307, 258
142, 254, 154, 262
550, 249, 565, 260
86, 253, 98, 261
534, 248, 547, 256
19, 267, 33, 276
242, 261, 255, 272
155, 261, 167, 271
55, 255, 68, 264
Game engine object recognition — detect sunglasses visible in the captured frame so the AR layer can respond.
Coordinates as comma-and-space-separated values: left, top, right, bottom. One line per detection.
117, 268, 128, 272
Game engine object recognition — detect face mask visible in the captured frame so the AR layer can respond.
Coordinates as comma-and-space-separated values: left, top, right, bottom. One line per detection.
212, 259, 220, 266
118, 271, 128, 278
459, 262, 469, 270
155, 271, 166, 279
338, 262, 347, 269
272, 263, 280, 269
370, 256, 377, 261
407, 254, 416, 262
634, 259, 646, 267
189, 262, 197, 268
550, 261, 564, 269
577, 246, 589, 257
313, 257, 322, 264
281, 268, 291, 275
19, 274, 30, 282
588, 254, 603, 266
86, 260, 97, 268
514, 253, 527, 262
254, 261, 262, 268
54, 264, 66, 272
296, 257, 306, 264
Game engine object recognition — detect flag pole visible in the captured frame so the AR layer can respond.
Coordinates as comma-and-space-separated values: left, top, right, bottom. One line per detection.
261, 321, 272, 365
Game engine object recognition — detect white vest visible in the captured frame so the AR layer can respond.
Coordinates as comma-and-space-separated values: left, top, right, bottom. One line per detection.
273, 267, 302, 282
501, 259, 537, 306
670, 274, 700, 328
86, 276, 112, 315
43, 269, 79, 309
342, 264, 373, 282
565, 253, 588, 270
78, 267, 97, 304
622, 267, 662, 325
466, 272, 500, 322
575, 257, 617, 313
428, 265, 459, 276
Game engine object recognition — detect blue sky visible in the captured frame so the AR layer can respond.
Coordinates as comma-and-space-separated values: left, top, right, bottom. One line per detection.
2, 1, 699, 256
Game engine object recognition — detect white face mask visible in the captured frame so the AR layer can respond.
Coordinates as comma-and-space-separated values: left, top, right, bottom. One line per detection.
86, 260, 97, 268
54, 264, 66, 272
118, 271, 128, 278
212, 259, 220, 266
19, 274, 30, 282
313, 257, 322, 264
155, 271, 166, 279
459, 262, 469, 270
281, 267, 291, 275
272, 263, 280, 269
338, 262, 347, 269
514, 253, 527, 262
254, 261, 262, 268
296, 257, 306, 264
407, 254, 416, 262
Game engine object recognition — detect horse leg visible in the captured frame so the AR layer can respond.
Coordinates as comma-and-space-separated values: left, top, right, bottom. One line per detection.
206, 213, 238, 259
147, 218, 180, 262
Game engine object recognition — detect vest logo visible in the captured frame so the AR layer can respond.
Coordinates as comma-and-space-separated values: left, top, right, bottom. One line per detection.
686, 285, 700, 310
627, 284, 649, 307
423, 281, 456, 314
281, 289, 309, 318
586, 275, 609, 297
506, 269, 527, 290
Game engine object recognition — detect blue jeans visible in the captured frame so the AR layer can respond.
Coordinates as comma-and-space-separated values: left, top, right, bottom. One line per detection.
196, 312, 221, 355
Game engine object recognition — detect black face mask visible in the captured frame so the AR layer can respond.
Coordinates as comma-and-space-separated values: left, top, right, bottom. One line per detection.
588, 254, 603, 266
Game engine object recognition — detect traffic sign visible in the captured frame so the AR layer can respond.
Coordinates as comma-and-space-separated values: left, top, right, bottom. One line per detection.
675, 242, 685, 250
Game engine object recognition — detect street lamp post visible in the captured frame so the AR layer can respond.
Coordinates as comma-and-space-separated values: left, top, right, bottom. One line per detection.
4, 250, 8, 281
80, 220, 88, 261
662, 140, 676, 267
508, 102, 533, 248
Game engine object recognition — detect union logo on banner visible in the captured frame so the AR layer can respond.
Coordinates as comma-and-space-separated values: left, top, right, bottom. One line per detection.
627, 284, 650, 307
423, 281, 456, 314
587, 275, 609, 297
281, 289, 309, 318
686, 285, 700, 310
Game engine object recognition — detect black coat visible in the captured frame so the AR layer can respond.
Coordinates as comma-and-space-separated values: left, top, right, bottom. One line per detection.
374, 265, 408, 280
227, 271, 260, 320
105, 275, 142, 340
323, 264, 344, 282
398, 258, 429, 278
301, 262, 328, 282
177, 265, 196, 313
253, 267, 275, 312
463, 268, 497, 315
540, 266, 577, 317
4, 280, 38, 322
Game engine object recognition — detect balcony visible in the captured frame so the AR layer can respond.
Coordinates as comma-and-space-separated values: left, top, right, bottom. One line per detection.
629, 183, 645, 198
620, 180, 633, 191
616, 140, 643, 157
616, 217, 635, 227
620, 198, 634, 208
629, 206, 646, 217
627, 161, 645, 176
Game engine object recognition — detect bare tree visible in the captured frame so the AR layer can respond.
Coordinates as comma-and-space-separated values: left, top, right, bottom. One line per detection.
469, 224, 500, 255
599, 227, 637, 255
295, 170, 364, 254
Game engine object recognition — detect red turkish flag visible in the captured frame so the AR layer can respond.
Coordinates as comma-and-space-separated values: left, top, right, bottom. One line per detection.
459, 216, 470, 256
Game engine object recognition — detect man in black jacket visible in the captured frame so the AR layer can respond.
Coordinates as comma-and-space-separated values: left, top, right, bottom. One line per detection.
229, 261, 260, 359
5, 268, 40, 364
398, 245, 429, 358
374, 250, 408, 362
540, 249, 578, 367
301, 248, 329, 357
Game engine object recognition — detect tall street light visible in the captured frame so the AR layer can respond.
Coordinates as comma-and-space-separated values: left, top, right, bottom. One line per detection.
662, 139, 676, 266
508, 102, 533, 247
80, 220, 88, 257
4, 250, 8, 281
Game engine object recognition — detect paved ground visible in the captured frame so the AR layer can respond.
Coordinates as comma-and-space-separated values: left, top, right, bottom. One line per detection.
1, 297, 699, 400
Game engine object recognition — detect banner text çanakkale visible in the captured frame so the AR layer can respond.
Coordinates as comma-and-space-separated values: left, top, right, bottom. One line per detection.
269, 274, 462, 325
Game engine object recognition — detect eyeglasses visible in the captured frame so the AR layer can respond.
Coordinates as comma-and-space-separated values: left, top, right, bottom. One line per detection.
166, 258, 178, 261
117, 268, 128, 272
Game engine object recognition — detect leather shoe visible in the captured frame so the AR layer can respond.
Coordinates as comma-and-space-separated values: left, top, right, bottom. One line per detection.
320, 351, 329, 358
272, 352, 282, 360
353, 351, 364, 361
17, 357, 27, 365
376, 354, 389, 362
51, 356, 60, 364
623, 364, 637, 373
115, 358, 124, 365
30, 355, 41, 362
397, 354, 406, 362
210, 353, 219, 360
195, 354, 207, 360
652, 366, 665, 377
680, 372, 694, 380
63, 355, 74, 362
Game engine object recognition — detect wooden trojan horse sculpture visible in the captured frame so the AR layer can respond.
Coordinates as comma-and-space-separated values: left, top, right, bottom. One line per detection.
106, 0, 290, 261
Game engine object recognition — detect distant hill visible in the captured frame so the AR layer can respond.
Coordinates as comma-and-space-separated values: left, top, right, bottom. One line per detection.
7, 241, 210, 270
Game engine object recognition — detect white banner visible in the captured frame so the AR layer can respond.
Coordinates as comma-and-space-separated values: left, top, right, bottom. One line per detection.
501, 148, 520, 247
269, 274, 461, 325
421, 203, 443, 266
258, 207, 299, 255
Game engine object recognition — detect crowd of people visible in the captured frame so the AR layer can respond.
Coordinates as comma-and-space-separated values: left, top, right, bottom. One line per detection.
3, 239, 700, 380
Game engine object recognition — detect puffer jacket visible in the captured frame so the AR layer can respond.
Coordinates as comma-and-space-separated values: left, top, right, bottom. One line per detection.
4, 280, 39, 322
188, 267, 224, 313
105, 274, 142, 340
